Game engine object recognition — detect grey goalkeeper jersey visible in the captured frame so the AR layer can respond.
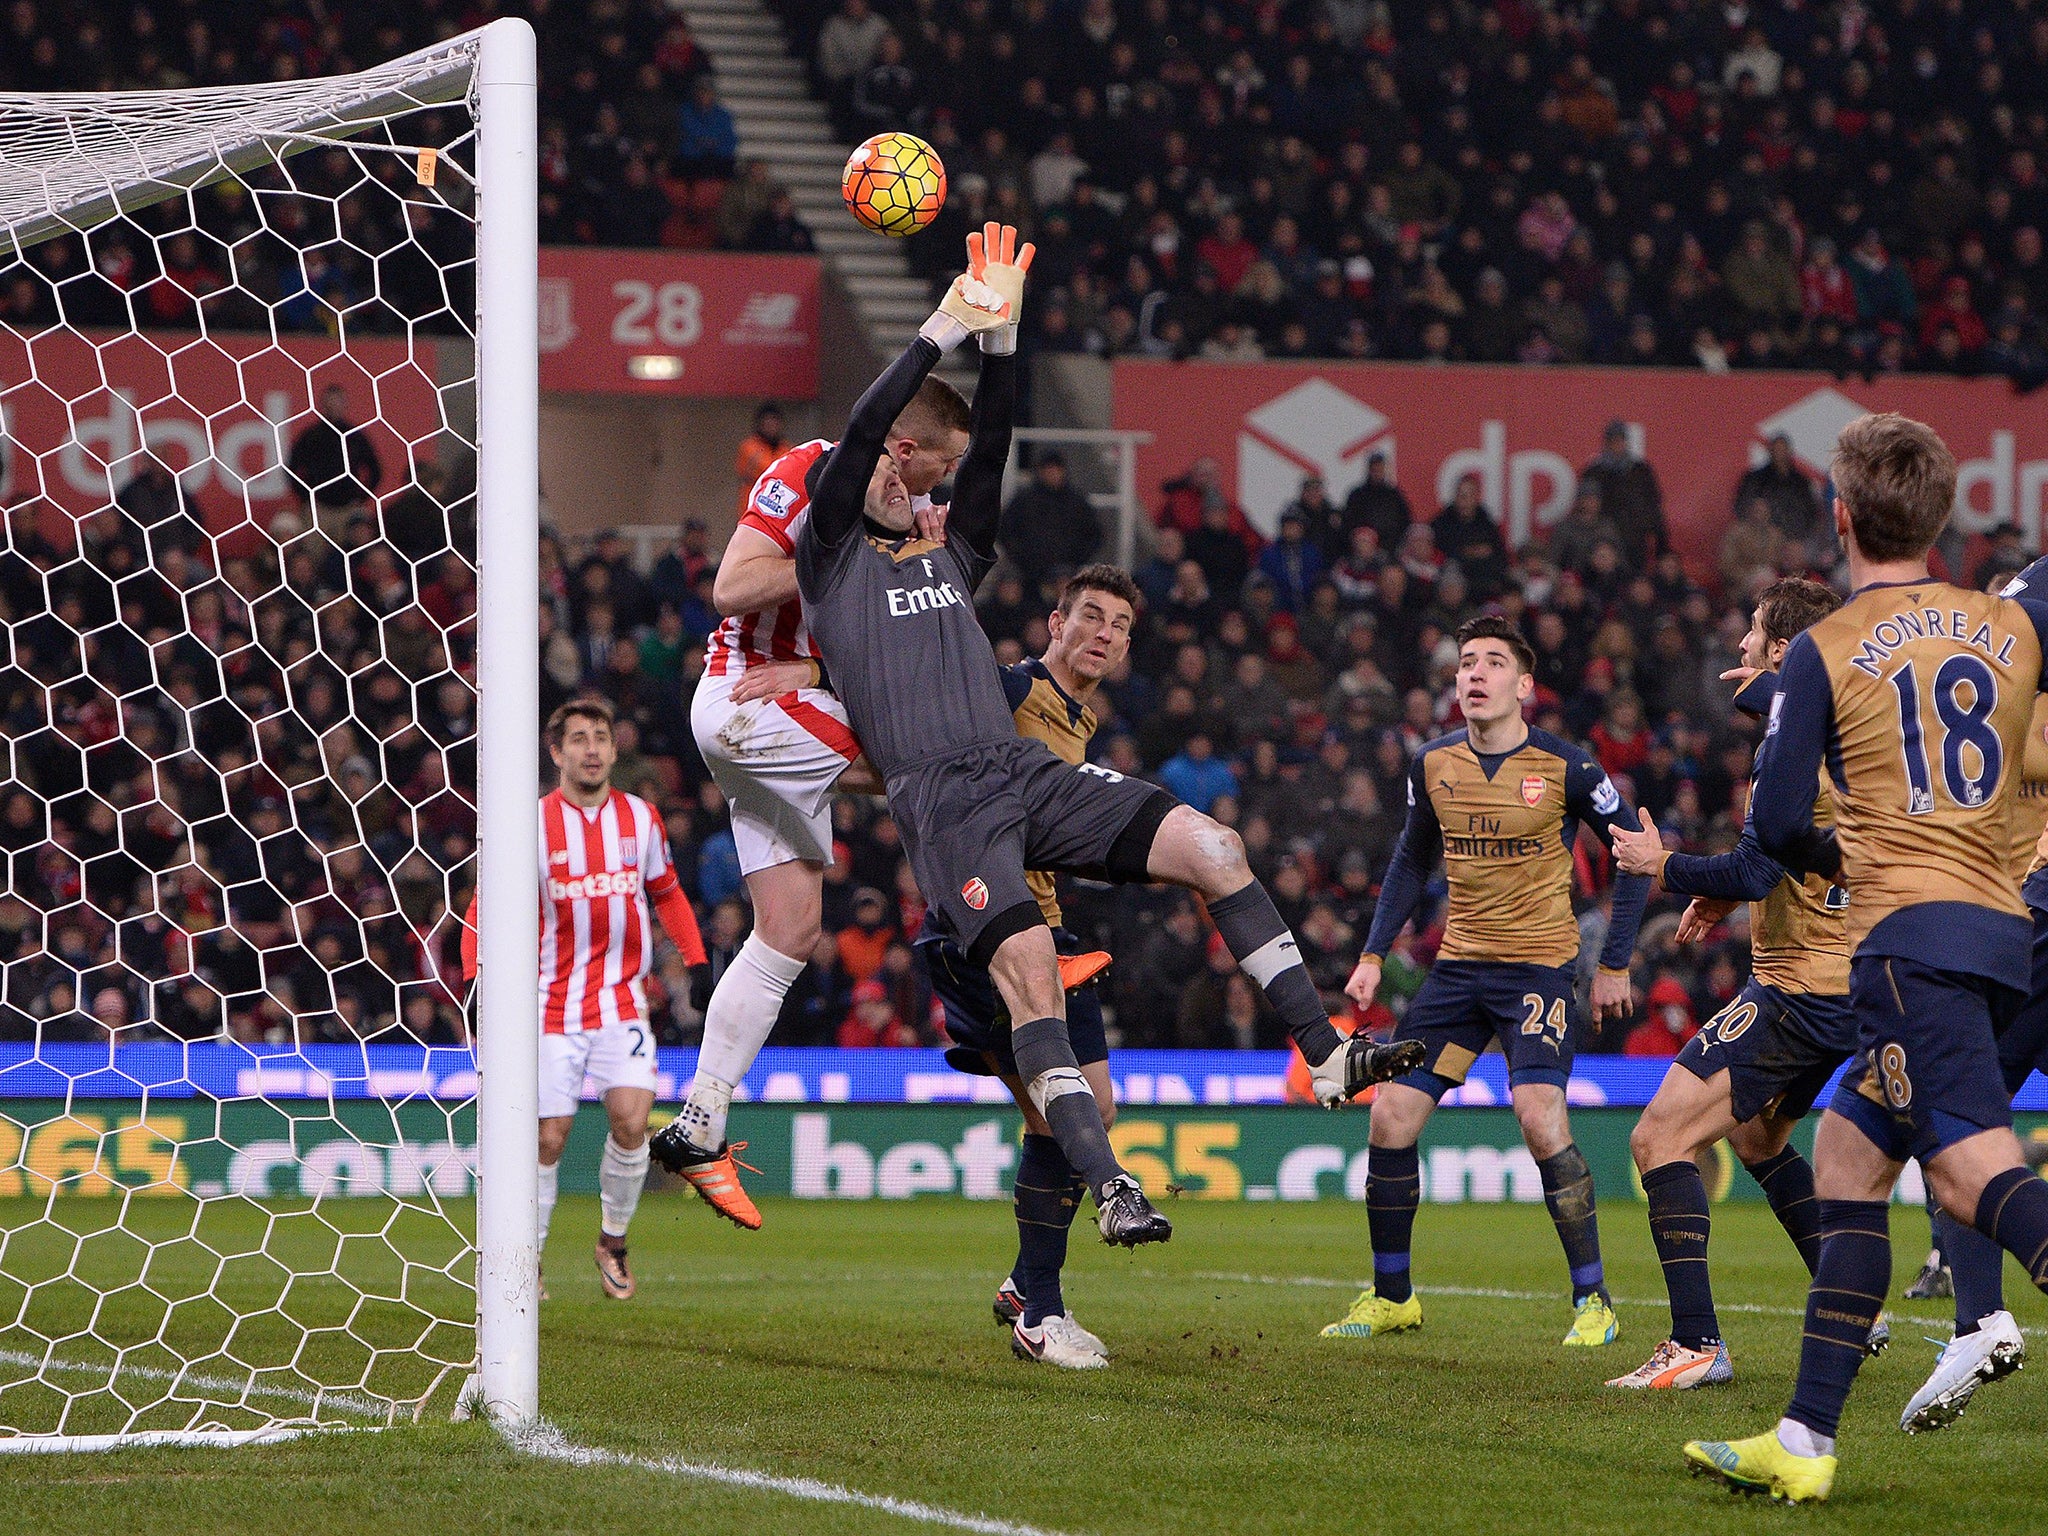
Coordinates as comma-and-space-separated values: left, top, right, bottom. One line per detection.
795, 334, 1018, 781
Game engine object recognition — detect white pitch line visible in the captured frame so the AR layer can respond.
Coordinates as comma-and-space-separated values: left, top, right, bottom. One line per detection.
1183, 1270, 2048, 1339
0, 1347, 394, 1420
508, 1421, 1087, 1536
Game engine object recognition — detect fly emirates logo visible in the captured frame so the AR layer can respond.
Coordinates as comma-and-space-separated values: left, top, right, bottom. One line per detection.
886, 557, 963, 618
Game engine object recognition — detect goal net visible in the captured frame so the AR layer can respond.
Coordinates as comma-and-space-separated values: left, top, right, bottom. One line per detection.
0, 22, 538, 1449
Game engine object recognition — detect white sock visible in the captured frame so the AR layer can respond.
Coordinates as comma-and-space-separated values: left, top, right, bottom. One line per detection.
537, 1160, 560, 1253
599, 1134, 650, 1239
1775, 1418, 1834, 1459
682, 933, 805, 1149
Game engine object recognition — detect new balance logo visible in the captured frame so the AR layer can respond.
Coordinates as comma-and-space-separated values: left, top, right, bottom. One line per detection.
887, 581, 963, 617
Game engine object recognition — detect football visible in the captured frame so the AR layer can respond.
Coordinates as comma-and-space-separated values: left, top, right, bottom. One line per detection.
841, 131, 947, 236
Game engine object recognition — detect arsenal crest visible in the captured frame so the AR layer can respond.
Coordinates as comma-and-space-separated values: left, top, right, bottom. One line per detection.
961, 877, 989, 910
1521, 775, 1546, 807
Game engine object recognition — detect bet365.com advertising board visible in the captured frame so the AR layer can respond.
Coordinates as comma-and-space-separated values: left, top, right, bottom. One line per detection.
9, 1101, 2040, 1206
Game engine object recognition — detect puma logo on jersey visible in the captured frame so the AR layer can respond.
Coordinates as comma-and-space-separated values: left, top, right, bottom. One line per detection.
887, 580, 963, 617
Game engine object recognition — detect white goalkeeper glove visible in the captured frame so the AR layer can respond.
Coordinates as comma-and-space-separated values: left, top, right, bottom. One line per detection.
967, 221, 1035, 355
919, 271, 1013, 352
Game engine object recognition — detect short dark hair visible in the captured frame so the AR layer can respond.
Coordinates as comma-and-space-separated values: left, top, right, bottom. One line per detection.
891, 375, 971, 443
1453, 615, 1535, 674
1755, 577, 1842, 647
1058, 564, 1142, 617
1831, 412, 1957, 562
547, 696, 615, 746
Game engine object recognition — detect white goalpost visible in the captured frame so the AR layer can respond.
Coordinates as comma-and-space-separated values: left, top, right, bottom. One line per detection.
0, 19, 538, 1448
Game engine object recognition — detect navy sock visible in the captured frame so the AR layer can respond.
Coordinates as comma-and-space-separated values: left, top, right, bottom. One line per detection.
1643, 1160, 1718, 1350
1207, 880, 1343, 1065
1936, 1207, 2005, 1334
1366, 1144, 1421, 1304
1786, 1199, 1889, 1440
1011, 1134, 1081, 1327
1976, 1165, 2048, 1295
1744, 1145, 1822, 1275
1537, 1144, 1606, 1303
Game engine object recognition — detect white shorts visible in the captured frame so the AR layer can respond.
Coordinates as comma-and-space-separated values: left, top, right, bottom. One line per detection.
692, 668, 860, 876
539, 1022, 660, 1119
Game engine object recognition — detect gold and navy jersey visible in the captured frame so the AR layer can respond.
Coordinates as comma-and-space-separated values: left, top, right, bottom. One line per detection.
2016, 696, 2048, 880
1753, 578, 2048, 989
1000, 656, 1097, 925
1996, 559, 2048, 888
1361, 726, 1651, 970
1658, 672, 1848, 996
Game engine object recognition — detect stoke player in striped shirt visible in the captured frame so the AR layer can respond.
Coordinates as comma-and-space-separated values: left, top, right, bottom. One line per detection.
654, 378, 968, 1227
471, 696, 707, 1300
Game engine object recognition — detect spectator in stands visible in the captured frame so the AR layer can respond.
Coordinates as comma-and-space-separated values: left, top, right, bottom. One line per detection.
1719, 497, 1785, 596
1336, 452, 1409, 559
1256, 506, 1325, 613
734, 403, 787, 516
1625, 977, 1699, 1057
1430, 474, 1510, 599
998, 452, 1101, 593
1579, 422, 1666, 566
744, 189, 817, 253
287, 385, 382, 530
1159, 731, 1238, 815
675, 78, 738, 180
816, 0, 890, 117
852, 30, 919, 136
1733, 434, 1821, 552
838, 978, 917, 1047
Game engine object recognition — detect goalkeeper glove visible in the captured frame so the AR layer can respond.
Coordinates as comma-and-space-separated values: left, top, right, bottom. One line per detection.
919, 271, 1014, 351
967, 221, 1035, 355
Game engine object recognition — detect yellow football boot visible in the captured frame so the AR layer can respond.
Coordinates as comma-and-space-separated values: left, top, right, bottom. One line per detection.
1561, 1292, 1619, 1347
1318, 1287, 1422, 1339
1683, 1430, 1835, 1504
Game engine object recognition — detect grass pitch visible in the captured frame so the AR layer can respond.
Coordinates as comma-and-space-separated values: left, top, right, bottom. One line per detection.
2, 1195, 2043, 1535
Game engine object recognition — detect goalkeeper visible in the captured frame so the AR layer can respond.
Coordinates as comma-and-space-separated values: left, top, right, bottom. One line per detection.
789, 224, 1423, 1247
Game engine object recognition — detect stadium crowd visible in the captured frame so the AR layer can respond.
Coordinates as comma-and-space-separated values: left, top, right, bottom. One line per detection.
0, 0, 817, 341
776, 0, 2048, 381
3, 389, 2040, 1055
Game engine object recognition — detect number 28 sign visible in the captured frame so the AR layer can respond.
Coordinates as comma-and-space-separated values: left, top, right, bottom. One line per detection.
537, 248, 820, 398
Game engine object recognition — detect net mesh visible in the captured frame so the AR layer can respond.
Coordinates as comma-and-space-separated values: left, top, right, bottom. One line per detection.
0, 38, 491, 1440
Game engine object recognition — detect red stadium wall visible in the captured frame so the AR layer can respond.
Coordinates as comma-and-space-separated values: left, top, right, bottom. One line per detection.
0, 327, 446, 534
1113, 360, 2048, 581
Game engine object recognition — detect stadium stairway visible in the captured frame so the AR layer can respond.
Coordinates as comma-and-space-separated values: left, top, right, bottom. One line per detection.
675, 0, 973, 387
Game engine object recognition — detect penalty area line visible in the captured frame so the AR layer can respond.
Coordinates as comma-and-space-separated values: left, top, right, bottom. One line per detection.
1182, 1271, 2048, 1339
507, 1421, 1087, 1536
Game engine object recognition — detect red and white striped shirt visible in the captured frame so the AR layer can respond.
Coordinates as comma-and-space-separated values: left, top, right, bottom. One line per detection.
705, 439, 830, 678
537, 787, 683, 1034
704, 437, 933, 678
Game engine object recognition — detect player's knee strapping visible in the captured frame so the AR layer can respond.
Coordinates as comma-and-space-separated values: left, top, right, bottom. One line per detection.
1743, 1145, 1821, 1274
1208, 880, 1342, 1065
1537, 1145, 1606, 1302
1642, 1160, 1717, 1349
599, 1133, 650, 1239
1365, 1144, 1421, 1303
1975, 1165, 2048, 1292
1937, 1208, 2007, 1331
1786, 1199, 1889, 1439
1012, 1133, 1079, 1327
1012, 1017, 1121, 1193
